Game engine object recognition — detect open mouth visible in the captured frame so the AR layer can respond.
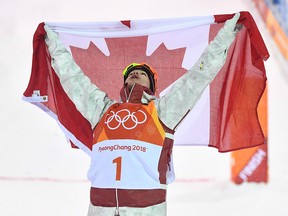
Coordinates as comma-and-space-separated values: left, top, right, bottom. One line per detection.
130, 74, 139, 79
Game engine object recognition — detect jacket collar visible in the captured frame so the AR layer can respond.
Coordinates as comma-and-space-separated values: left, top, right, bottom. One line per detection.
120, 83, 156, 104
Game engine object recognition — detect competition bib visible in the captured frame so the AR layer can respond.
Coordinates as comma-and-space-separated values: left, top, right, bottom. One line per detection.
89, 102, 168, 189
88, 139, 163, 189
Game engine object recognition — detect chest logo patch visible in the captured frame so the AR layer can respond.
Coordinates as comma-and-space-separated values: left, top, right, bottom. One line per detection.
105, 108, 147, 130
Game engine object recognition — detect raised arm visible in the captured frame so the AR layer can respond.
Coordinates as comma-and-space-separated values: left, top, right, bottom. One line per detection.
156, 13, 240, 130
44, 25, 116, 128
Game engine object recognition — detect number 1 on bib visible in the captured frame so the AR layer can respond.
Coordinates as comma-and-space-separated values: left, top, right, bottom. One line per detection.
113, 157, 122, 181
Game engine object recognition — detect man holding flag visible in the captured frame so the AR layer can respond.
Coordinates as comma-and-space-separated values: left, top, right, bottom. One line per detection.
42, 13, 240, 215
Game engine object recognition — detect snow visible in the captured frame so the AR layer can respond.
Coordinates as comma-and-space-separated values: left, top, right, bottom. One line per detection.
1, 0, 288, 215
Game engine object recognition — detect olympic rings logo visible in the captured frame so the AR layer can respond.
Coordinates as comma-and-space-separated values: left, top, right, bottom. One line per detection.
104, 109, 147, 130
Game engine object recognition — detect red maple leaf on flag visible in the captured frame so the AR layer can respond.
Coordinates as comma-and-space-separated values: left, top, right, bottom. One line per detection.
70, 36, 187, 99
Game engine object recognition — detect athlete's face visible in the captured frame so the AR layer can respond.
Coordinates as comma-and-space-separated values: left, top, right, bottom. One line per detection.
125, 69, 150, 89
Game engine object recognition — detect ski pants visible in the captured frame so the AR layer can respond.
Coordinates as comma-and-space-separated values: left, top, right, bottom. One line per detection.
87, 202, 167, 216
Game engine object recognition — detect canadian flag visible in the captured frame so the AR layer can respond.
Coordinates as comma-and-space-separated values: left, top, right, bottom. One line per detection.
23, 11, 269, 153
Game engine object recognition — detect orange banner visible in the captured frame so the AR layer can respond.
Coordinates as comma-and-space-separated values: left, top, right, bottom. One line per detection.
266, 11, 288, 60
253, 0, 269, 21
231, 87, 268, 184
253, 0, 288, 60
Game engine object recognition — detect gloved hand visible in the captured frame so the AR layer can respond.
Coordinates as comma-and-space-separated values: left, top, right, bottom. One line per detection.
217, 12, 240, 46
44, 24, 59, 53
224, 13, 240, 32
